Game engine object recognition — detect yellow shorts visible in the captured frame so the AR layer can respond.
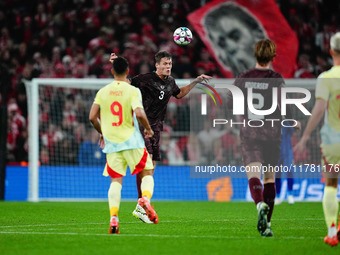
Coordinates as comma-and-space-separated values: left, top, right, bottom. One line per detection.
103, 148, 153, 178
321, 143, 340, 175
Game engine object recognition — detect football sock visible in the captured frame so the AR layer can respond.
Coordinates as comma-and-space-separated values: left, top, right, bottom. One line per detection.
249, 178, 263, 205
287, 178, 294, 192
328, 223, 337, 238
275, 177, 281, 196
136, 174, 142, 199
108, 181, 122, 217
322, 186, 338, 233
110, 215, 119, 222
256, 202, 261, 211
141, 175, 154, 200
263, 183, 275, 223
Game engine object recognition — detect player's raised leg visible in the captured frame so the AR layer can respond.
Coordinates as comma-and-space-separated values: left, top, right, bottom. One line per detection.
138, 169, 158, 224
135, 157, 155, 200
126, 145, 158, 223
133, 173, 152, 223
133, 167, 154, 223
133, 129, 159, 222
135, 133, 154, 200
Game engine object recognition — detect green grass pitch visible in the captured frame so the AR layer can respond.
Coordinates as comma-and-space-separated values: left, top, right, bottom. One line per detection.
0, 201, 338, 255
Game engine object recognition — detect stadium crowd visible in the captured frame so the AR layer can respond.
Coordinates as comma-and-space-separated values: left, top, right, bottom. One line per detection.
1, 0, 339, 165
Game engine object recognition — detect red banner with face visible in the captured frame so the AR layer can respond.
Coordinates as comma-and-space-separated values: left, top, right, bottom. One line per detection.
188, 0, 298, 78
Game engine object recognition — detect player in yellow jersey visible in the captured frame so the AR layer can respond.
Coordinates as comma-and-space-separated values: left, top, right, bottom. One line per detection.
89, 57, 158, 234
295, 32, 340, 246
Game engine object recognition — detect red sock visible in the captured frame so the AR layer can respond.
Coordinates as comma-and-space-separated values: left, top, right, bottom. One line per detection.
263, 183, 275, 223
249, 178, 263, 205
136, 174, 142, 199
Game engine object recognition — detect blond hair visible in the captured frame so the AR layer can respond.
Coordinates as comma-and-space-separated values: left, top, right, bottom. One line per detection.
330, 32, 340, 55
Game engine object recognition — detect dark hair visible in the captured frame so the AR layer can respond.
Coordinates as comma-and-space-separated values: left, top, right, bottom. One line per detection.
254, 39, 277, 65
112, 56, 129, 75
155, 51, 172, 63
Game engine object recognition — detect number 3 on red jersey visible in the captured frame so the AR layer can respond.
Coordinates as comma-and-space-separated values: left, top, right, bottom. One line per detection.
159, 91, 164, 100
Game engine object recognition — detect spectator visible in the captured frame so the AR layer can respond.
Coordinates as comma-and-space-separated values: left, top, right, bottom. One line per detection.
164, 102, 177, 130
78, 130, 106, 166
40, 123, 63, 157
2, 0, 340, 164
173, 54, 196, 78
40, 147, 50, 165
8, 102, 25, 134
195, 48, 217, 75
160, 131, 184, 165
7, 102, 27, 162
315, 24, 334, 53
314, 52, 332, 76
197, 121, 227, 164
294, 54, 315, 78
53, 136, 78, 165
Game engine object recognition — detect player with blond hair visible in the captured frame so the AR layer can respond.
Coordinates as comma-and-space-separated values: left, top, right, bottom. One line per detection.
295, 32, 340, 246
89, 56, 158, 234
229, 39, 299, 237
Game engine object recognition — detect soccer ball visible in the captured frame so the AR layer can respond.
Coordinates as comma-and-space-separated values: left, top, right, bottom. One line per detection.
173, 27, 193, 46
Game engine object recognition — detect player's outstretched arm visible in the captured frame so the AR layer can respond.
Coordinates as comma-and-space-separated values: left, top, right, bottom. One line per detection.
293, 98, 325, 153
176, 74, 212, 99
89, 103, 102, 135
135, 107, 154, 138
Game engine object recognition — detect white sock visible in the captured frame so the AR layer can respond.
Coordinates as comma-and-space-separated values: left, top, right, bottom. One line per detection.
267, 222, 271, 227
110, 215, 119, 222
328, 225, 337, 238
256, 202, 263, 211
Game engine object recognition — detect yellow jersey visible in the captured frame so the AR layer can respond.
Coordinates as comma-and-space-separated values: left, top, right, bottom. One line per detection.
315, 66, 340, 144
94, 80, 145, 152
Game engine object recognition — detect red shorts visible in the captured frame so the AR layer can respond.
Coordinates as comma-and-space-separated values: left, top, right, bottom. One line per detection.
139, 125, 161, 161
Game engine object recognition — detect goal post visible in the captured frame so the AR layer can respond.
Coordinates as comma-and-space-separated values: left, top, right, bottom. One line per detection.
24, 78, 194, 201
24, 78, 319, 202
25, 78, 113, 201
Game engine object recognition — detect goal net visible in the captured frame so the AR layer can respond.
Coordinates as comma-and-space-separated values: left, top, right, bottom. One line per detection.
25, 78, 321, 202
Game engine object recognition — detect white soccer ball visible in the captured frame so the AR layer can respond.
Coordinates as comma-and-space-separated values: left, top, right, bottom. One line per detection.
173, 27, 193, 46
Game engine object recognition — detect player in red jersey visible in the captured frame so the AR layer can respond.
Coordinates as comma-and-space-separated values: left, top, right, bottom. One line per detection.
110, 51, 212, 223
229, 39, 299, 236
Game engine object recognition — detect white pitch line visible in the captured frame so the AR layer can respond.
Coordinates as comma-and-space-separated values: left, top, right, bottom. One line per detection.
0, 218, 323, 229
0, 231, 323, 240
0, 221, 154, 228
